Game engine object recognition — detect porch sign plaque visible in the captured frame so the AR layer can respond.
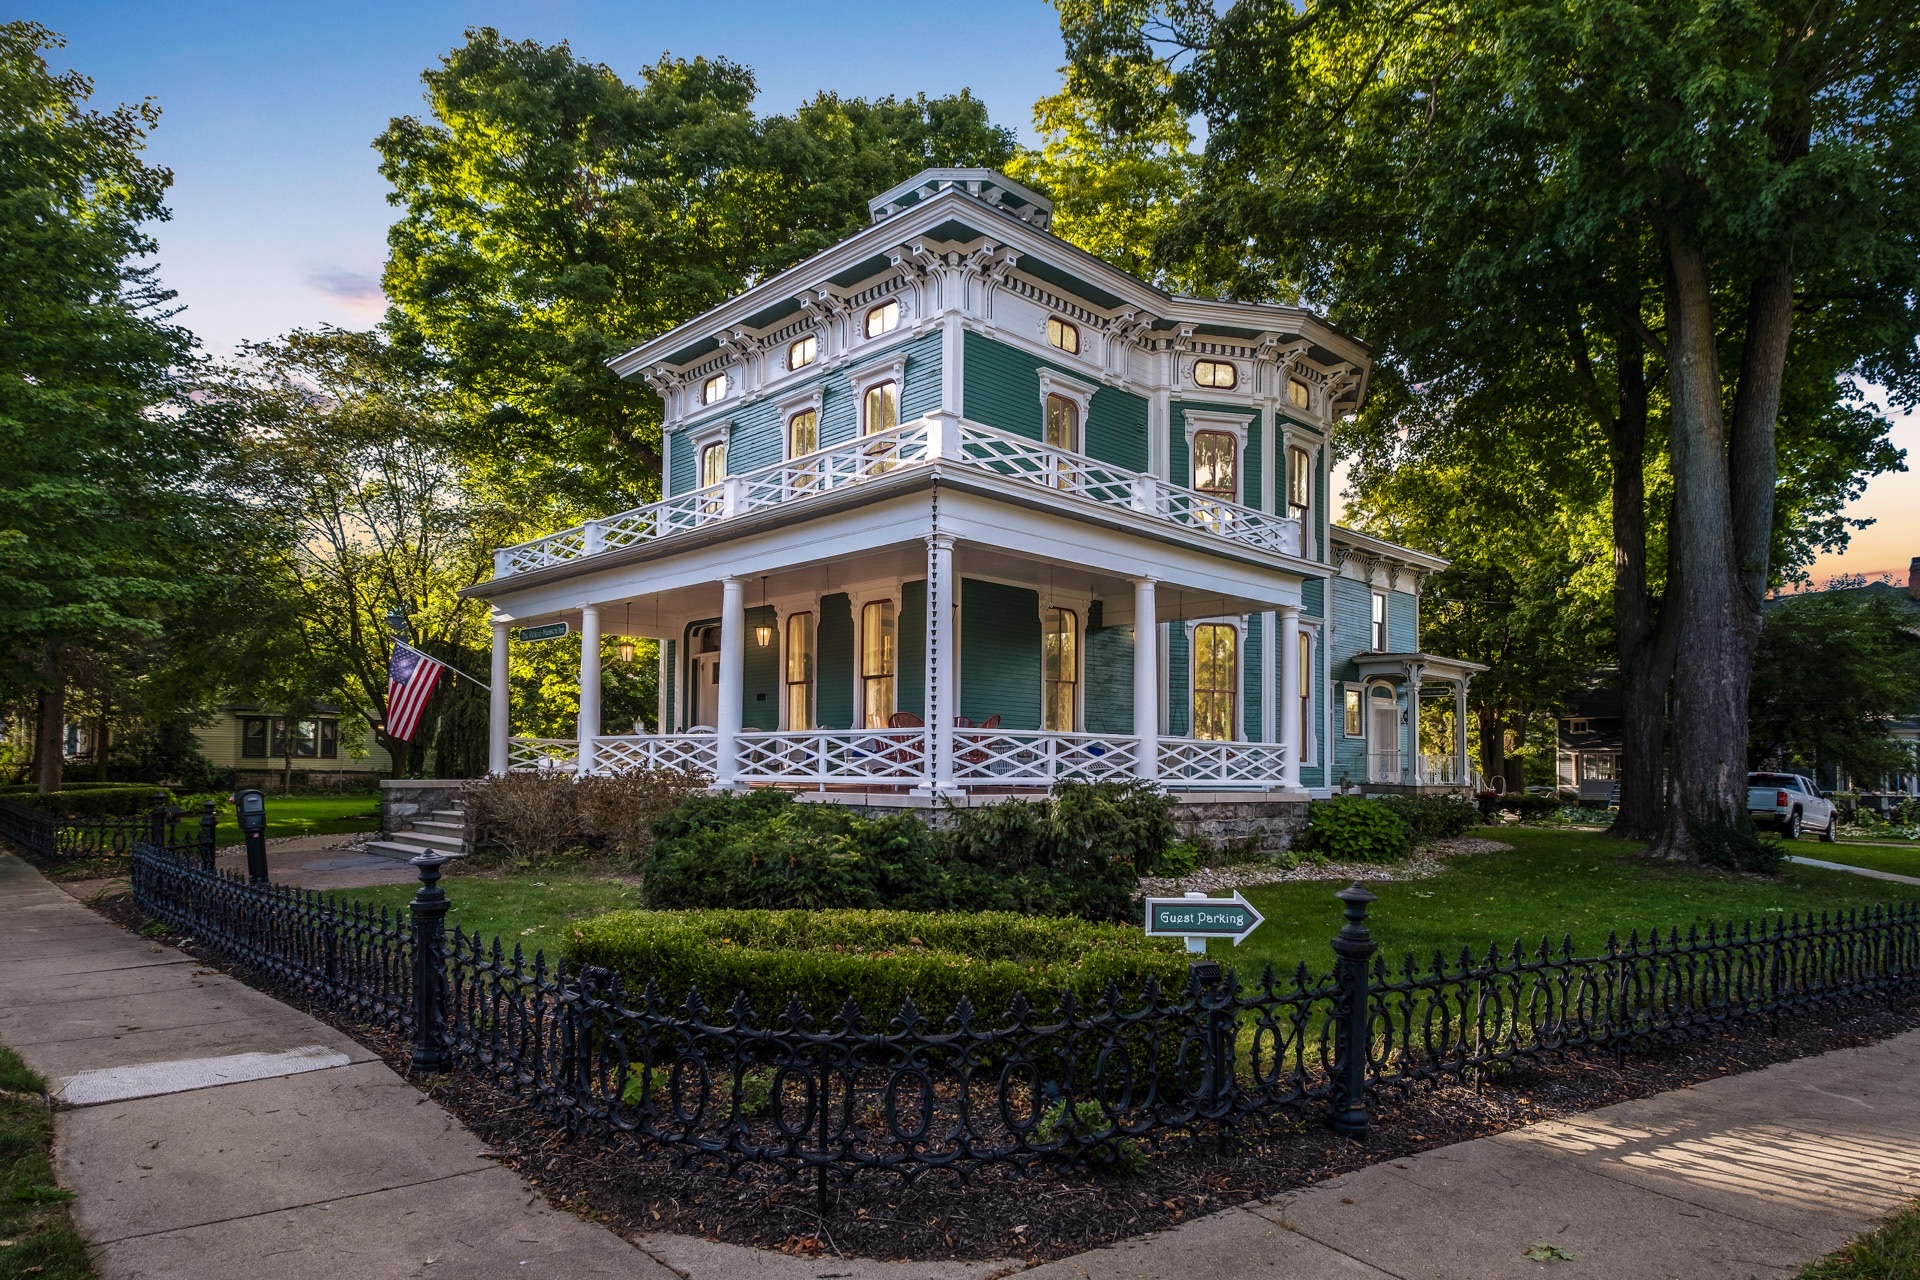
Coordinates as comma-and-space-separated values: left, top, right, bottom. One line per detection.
1144, 890, 1265, 953
515, 622, 570, 642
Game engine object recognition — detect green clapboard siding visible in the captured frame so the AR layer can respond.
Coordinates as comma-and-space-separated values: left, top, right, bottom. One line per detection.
1388, 592, 1418, 652
816, 594, 854, 729
744, 605, 778, 730
1244, 424, 1263, 512
962, 332, 1149, 471
668, 430, 693, 497
1083, 622, 1134, 734
959, 578, 1041, 729
1166, 625, 1190, 737
1328, 577, 1376, 783
1303, 576, 1325, 620
899, 579, 926, 719
899, 329, 943, 420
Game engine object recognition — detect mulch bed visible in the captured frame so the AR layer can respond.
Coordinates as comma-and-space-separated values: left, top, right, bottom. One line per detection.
85, 886, 1920, 1266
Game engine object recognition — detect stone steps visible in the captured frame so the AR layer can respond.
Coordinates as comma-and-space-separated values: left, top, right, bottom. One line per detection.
372, 801, 470, 863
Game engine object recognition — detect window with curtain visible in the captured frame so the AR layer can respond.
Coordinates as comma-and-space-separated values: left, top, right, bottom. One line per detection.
1287, 444, 1311, 522
1298, 633, 1313, 762
700, 440, 726, 488
785, 612, 814, 730
788, 409, 817, 459
1192, 623, 1237, 741
1371, 591, 1388, 650
1043, 607, 1078, 731
861, 600, 896, 728
1192, 431, 1237, 500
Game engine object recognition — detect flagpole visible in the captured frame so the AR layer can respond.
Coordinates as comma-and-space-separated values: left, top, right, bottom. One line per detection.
395, 639, 491, 691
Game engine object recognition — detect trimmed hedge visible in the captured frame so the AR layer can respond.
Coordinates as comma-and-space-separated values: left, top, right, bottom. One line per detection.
3, 787, 169, 817
1378, 795, 1480, 843
564, 908, 1193, 1022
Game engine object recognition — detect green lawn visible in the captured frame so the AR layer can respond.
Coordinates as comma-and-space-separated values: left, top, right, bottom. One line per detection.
1800, 1202, 1920, 1278
0, 1042, 92, 1279
1207, 826, 1916, 980
1793, 843, 1920, 880
200, 794, 381, 847
326, 868, 645, 949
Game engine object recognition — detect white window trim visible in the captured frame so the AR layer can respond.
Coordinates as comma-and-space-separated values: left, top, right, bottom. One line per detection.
700, 370, 736, 407
1370, 588, 1389, 652
774, 386, 826, 460
1341, 682, 1366, 739
1184, 616, 1246, 742
848, 354, 910, 433
687, 419, 731, 489
786, 333, 821, 373
1042, 315, 1086, 360
1036, 367, 1098, 452
863, 296, 908, 341
1182, 409, 1254, 505
1036, 590, 1092, 733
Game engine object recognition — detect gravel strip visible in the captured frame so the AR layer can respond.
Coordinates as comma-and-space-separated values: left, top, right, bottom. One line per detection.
1138, 836, 1512, 897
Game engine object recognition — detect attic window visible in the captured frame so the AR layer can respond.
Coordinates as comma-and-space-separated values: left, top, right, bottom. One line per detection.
1570, 719, 1591, 734
1047, 317, 1079, 354
788, 335, 817, 370
1194, 360, 1238, 390
865, 299, 899, 338
702, 373, 728, 404
1288, 377, 1311, 409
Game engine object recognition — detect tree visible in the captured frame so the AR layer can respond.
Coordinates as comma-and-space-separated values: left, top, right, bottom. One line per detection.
376, 29, 1018, 515
0, 22, 267, 792
1748, 590, 1920, 783
1053, 0, 1920, 856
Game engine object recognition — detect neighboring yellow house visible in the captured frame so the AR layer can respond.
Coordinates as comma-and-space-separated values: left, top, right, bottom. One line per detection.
194, 705, 392, 788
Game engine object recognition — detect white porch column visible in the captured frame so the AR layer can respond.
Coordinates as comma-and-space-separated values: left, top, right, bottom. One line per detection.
716, 577, 745, 787
926, 533, 958, 792
1133, 578, 1159, 782
488, 618, 510, 775
577, 605, 601, 774
1278, 604, 1301, 791
1404, 661, 1425, 786
1456, 678, 1472, 787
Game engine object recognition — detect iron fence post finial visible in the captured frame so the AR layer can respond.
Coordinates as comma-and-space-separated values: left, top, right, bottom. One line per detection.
1330, 882, 1378, 1138
409, 852, 454, 1074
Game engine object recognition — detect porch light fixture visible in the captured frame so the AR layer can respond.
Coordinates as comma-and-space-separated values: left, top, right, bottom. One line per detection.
618, 640, 636, 663
755, 577, 773, 646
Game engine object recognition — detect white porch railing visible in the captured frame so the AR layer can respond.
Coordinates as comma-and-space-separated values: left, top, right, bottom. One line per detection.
951, 731, 1141, 784
1157, 737, 1289, 788
735, 729, 927, 784
1367, 749, 1403, 784
592, 734, 719, 775
1420, 754, 1471, 786
507, 731, 1291, 789
507, 737, 581, 772
492, 418, 1300, 577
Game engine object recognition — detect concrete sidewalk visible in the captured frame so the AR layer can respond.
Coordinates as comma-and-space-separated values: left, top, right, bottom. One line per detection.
6, 850, 1920, 1279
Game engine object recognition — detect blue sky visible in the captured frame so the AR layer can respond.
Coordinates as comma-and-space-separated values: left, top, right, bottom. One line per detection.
31, 2, 1919, 581
35, 0, 1068, 353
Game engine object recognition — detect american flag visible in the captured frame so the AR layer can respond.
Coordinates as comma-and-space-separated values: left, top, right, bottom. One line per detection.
384, 642, 446, 742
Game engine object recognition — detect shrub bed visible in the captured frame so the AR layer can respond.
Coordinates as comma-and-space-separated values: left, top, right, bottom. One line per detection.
1378, 795, 1480, 843
564, 908, 1191, 1021
1294, 796, 1412, 863
460, 767, 710, 866
3, 786, 169, 817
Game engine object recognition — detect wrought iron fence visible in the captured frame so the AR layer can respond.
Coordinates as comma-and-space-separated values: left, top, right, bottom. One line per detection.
122, 841, 1920, 1200
0, 793, 214, 865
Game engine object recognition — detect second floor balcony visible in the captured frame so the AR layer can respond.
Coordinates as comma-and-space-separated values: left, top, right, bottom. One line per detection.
492, 416, 1304, 580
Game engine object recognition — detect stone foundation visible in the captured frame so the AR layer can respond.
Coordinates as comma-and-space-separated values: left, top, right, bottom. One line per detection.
379, 778, 468, 836
792, 789, 1312, 854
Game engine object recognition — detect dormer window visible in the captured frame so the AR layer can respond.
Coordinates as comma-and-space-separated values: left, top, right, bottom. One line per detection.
1288, 377, 1311, 409
1047, 317, 1079, 354
1193, 360, 1238, 390
788, 335, 817, 370
865, 299, 899, 338
702, 373, 728, 404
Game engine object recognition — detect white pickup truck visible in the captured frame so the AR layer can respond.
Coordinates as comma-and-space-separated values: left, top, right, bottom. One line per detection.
1746, 772, 1837, 842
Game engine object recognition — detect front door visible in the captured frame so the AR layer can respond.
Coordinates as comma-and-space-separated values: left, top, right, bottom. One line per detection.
690, 627, 721, 728
1369, 700, 1401, 783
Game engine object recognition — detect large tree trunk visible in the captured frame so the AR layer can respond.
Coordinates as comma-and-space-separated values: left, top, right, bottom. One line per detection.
93, 704, 110, 782
1477, 703, 1509, 792
1651, 233, 1745, 857
34, 644, 65, 795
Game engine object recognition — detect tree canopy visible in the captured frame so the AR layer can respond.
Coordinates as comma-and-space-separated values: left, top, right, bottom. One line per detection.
1749, 588, 1920, 781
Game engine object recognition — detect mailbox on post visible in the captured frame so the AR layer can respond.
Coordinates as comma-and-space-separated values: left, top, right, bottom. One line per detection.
235, 788, 268, 884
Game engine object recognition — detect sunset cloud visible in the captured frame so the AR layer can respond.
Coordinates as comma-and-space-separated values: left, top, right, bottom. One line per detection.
307, 267, 386, 314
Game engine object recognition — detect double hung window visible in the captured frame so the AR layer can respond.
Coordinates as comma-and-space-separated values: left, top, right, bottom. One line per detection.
1192, 431, 1237, 501
1193, 623, 1237, 741
861, 601, 897, 728
1042, 607, 1078, 731
785, 612, 814, 730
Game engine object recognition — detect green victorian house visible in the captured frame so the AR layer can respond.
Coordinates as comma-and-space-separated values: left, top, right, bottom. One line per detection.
468, 169, 1480, 802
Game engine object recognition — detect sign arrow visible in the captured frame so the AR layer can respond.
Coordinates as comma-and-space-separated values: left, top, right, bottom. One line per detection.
1143, 890, 1266, 947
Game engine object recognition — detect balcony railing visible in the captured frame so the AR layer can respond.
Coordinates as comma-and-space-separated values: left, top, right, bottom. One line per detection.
493, 418, 1301, 578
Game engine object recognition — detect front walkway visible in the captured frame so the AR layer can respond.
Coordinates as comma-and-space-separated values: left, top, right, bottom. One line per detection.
3, 849, 1917, 1279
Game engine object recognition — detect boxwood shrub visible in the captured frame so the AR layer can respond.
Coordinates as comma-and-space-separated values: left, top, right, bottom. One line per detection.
1377, 795, 1480, 844
564, 908, 1192, 1023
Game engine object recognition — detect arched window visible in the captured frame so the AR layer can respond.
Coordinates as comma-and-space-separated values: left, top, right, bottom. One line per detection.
1287, 443, 1311, 522
1287, 377, 1311, 409
1043, 607, 1078, 731
785, 612, 815, 731
1044, 393, 1078, 452
1194, 360, 1237, 389
865, 299, 899, 338
1047, 317, 1079, 354
788, 409, 818, 459
700, 440, 726, 488
1192, 430, 1237, 500
788, 335, 817, 370
702, 373, 728, 404
861, 600, 897, 727
863, 382, 898, 435
1193, 623, 1237, 741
